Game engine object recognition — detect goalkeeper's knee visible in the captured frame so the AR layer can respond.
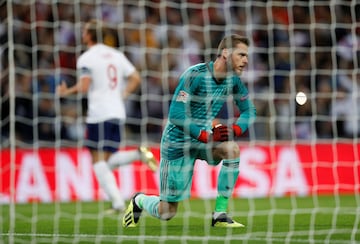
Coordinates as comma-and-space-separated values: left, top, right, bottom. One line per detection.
159, 211, 176, 221
159, 202, 178, 221
214, 141, 240, 160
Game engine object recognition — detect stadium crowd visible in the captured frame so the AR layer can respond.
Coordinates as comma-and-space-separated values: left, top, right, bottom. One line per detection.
0, 1, 359, 147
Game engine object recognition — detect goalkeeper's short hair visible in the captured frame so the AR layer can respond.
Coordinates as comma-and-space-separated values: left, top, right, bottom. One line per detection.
216, 34, 250, 57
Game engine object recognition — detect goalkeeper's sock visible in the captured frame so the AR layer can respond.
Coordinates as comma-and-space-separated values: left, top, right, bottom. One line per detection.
136, 194, 161, 219
93, 161, 124, 210
108, 150, 140, 170
213, 211, 227, 220
214, 195, 229, 213
217, 159, 240, 198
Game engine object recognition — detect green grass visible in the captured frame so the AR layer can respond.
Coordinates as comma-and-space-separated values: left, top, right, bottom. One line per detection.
1, 195, 359, 243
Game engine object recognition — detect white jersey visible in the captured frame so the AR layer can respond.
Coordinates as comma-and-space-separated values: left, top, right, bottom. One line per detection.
77, 44, 136, 123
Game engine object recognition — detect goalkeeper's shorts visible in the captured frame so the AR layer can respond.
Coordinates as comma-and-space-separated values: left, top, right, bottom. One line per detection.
159, 157, 195, 202
159, 147, 223, 202
160, 142, 226, 202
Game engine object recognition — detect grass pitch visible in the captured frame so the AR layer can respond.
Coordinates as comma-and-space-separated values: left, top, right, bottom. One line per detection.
1, 195, 359, 243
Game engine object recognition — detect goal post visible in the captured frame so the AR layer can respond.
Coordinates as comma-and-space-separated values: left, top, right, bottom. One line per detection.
1, 0, 359, 243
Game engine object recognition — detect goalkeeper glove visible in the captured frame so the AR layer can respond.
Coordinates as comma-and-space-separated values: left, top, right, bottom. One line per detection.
197, 124, 243, 143
198, 130, 211, 143
232, 124, 242, 137
212, 124, 231, 141
197, 125, 230, 143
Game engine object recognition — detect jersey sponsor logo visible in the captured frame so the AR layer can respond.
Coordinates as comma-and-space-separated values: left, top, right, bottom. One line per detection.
176, 90, 189, 103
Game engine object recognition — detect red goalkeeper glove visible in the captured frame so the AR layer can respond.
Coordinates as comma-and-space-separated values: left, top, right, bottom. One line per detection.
197, 125, 242, 143
232, 124, 242, 137
198, 130, 210, 143
212, 124, 242, 140
212, 124, 231, 141
198, 125, 230, 143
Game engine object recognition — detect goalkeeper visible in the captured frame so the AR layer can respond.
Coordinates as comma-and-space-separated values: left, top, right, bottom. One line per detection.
123, 34, 256, 228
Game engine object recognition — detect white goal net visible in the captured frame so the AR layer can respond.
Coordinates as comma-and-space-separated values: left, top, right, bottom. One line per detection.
1, 0, 359, 243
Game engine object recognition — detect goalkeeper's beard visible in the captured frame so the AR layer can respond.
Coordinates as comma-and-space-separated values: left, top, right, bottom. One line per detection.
226, 55, 239, 77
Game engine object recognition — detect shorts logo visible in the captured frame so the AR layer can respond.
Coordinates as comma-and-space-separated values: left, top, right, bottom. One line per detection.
176, 90, 189, 103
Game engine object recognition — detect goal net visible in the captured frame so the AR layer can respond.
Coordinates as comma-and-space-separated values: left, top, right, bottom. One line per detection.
1, 0, 359, 243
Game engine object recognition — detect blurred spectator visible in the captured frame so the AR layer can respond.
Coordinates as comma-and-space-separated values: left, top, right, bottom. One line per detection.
37, 80, 57, 141
14, 72, 34, 143
59, 101, 85, 141
331, 62, 360, 138
315, 77, 334, 139
0, 74, 9, 144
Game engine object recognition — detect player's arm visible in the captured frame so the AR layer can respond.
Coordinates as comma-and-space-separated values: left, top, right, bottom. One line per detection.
232, 86, 257, 136
169, 96, 208, 140
56, 75, 91, 97
168, 69, 208, 141
122, 70, 141, 100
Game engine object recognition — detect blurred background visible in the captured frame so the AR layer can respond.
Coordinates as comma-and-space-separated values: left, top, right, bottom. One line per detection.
0, 0, 359, 148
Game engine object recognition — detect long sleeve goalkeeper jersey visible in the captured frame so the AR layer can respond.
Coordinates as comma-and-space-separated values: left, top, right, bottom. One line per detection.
161, 61, 257, 160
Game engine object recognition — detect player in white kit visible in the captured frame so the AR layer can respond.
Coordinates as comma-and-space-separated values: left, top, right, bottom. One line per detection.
57, 19, 157, 213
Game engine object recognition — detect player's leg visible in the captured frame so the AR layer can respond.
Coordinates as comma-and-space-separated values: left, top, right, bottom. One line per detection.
92, 150, 125, 212
201, 141, 244, 227
87, 120, 125, 212
122, 156, 194, 227
107, 147, 158, 172
138, 146, 158, 171
123, 193, 178, 227
138, 157, 195, 220
106, 123, 158, 172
